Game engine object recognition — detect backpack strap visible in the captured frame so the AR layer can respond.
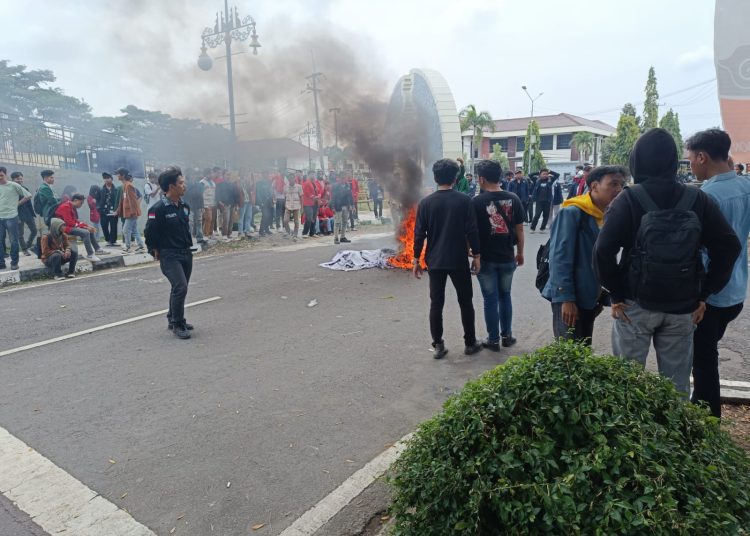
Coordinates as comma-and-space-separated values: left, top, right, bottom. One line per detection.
674, 186, 699, 211
629, 185, 659, 213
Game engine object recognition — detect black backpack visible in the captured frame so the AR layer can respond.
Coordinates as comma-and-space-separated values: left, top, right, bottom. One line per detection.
43, 201, 61, 228
536, 209, 588, 294
626, 185, 704, 311
33, 191, 44, 215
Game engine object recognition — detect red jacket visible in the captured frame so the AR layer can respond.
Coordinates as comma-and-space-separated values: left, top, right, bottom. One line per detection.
319, 206, 334, 219
302, 180, 317, 207
55, 200, 89, 233
272, 174, 285, 195
87, 195, 100, 224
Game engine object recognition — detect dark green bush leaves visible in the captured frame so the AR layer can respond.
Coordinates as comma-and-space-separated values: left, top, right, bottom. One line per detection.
389, 341, 750, 535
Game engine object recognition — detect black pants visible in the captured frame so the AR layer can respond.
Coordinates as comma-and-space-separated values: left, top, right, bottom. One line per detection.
45, 250, 78, 275
525, 201, 534, 223
160, 249, 193, 326
260, 200, 274, 234
18, 213, 37, 250
349, 203, 357, 229
692, 302, 743, 418
304, 203, 318, 236
373, 199, 383, 218
102, 215, 118, 244
552, 302, 596, 346
274, 199, 286, 229
531, 202, 551, 230
428, 269, 476, 346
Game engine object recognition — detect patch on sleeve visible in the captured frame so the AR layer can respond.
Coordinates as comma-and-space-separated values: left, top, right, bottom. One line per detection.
148, 212, 156, 219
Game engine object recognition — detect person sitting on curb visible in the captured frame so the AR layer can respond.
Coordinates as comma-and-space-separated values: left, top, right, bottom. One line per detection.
54, 193, 109, 261
41, 218, 77, 280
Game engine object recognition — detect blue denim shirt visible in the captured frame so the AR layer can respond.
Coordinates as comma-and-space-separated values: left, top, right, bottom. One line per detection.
542, 206, 601, 309
701, 170, 750, 307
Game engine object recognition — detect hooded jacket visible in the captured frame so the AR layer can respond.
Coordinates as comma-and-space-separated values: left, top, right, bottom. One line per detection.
593, 128, 741, 313
41, 218, 71, 262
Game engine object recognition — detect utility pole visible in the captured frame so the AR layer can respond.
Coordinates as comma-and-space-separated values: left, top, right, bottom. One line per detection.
305, 56, 325, 171
329, 107, 340, 148
300, 121, 315, 171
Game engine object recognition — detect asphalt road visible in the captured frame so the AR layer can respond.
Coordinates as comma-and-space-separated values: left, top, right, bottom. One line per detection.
1, 229, 748, 536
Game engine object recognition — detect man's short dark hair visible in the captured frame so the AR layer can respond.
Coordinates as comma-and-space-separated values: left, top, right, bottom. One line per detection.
685, 128, 731, 162
474, 159, 502, 183
432, 158, 460, 185
41, 169, 54, 179
71, 193, 85, 202
587, 165, 628, 187
540, 167, 550, 173
10, 171, 22, 179
515, 169, 523, 175
0, 166, 7, 174
576, 165, 583, 171
159, 166, 182, 192
504, 171, 513, 178
737, 163, 745, 172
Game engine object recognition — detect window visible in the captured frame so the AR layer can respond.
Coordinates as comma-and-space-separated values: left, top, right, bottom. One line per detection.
487, 138, 508, 152
556, 134, 572, 150
540, 135, 554, 150
515, 137, 525, 152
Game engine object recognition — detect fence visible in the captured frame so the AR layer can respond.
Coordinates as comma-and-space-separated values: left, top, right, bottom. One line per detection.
0, 111, 147, 176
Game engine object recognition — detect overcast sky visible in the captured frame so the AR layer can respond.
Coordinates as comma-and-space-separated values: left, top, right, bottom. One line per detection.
0, 0, 720, 140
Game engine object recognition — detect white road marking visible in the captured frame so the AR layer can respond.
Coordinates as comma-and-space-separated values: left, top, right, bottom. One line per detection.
0, 296, 221, 358
0, 254, 221, 295
279, 433, 412, 536
0, 425, 155, 535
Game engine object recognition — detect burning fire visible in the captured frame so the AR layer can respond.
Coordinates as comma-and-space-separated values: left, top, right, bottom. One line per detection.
388, 206, 426, 270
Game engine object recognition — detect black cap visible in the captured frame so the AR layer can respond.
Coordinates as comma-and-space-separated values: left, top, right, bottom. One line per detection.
114, 167, 129, 176
102, 171, 113, 179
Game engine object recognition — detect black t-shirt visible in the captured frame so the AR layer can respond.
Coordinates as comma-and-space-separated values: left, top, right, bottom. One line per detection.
472, 190, 524, 263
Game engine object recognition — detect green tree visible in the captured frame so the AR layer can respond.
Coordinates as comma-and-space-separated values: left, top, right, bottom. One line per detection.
642, 67, 659, 130
490, 143, 509, 170
571, 131, 595, 163
659, 108, 683, 157
459, 104, 494, 173
604, 114, 641, 166
621, 102, 642, 129
522, 120, 546, 174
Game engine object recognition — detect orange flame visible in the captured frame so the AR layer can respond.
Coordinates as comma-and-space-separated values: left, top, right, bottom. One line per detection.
388, 206, 427, 270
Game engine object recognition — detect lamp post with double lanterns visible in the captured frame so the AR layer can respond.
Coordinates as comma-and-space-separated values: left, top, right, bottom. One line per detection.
198, 0, 261, 167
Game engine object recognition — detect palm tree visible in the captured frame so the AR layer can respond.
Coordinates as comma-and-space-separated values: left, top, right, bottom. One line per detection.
459, 105, 495, 173
572, 131, 595, 164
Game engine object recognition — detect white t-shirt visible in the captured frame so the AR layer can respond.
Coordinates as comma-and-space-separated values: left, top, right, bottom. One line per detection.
144, 181, 164, 208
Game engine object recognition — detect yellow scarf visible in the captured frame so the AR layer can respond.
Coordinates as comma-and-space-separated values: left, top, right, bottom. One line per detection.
562, 193, 604, 228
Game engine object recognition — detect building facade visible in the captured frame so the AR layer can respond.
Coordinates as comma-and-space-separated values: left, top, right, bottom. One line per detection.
462, 113, 615, 177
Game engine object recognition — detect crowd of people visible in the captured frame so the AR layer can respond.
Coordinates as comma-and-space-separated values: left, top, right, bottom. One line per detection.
414, 127, 750, 419
0, 165, 388, 275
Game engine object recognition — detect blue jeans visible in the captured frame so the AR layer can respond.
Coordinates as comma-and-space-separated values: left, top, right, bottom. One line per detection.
477, 261, 516, 342
123, 217, 144, 248
0, 216, 20, 267
238, 202, 253, 233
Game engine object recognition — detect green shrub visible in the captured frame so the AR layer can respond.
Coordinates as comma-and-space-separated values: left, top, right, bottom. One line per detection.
389, 341, 750, 535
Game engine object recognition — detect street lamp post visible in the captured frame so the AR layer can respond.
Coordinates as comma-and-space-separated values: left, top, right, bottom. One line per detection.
521, 85, 543, 174
198, 0, 261, 167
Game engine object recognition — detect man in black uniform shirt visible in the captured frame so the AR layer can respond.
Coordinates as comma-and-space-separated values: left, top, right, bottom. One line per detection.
145, 166, 194, 340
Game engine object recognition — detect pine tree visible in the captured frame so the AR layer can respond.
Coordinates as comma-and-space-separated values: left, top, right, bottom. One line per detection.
522, 120, 546, 174
659, 109, 684, 157
642, 67, 659, 130
603, 114, 641, 166
621, 103, 642, 129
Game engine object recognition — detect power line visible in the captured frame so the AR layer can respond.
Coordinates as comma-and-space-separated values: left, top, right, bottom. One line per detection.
578, 78, 716, 116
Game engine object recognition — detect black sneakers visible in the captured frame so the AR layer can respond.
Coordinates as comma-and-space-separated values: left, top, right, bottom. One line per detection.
173, 326, 191, 339
482, 339, 501, 352
340, 237, 351, 243
502, 336, 517, 348
168, 322, 194, 331
464, 342, 483, 355
433, 342, 448, 360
